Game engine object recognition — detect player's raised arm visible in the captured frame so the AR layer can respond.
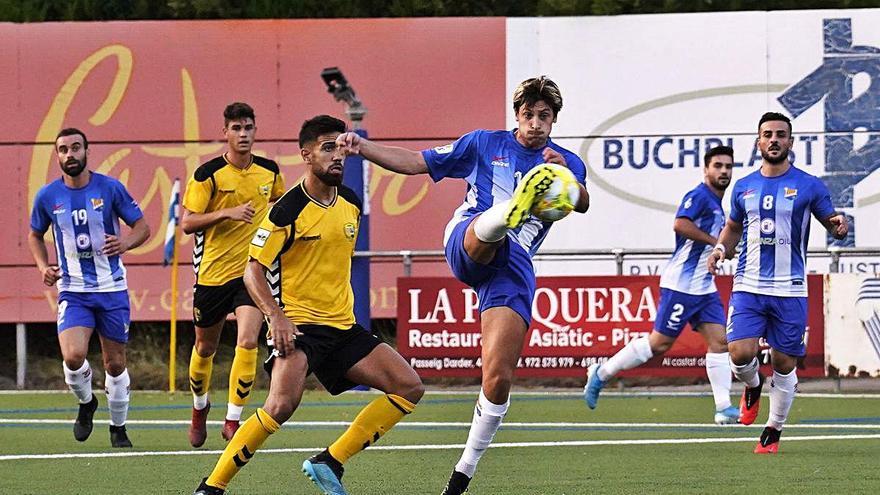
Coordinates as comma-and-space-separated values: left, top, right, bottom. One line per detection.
707, 218, 742, 274
336, 131, 428, 175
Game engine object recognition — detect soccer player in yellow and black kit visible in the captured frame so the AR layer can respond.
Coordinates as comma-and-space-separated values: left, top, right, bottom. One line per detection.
193, 115, 424, 495
182, 102, 285, 447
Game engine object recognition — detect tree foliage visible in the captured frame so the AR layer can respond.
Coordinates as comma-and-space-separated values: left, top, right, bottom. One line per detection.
0, 0, 877, 22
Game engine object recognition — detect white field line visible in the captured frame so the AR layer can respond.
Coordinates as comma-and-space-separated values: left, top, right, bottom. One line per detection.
2, 390, 880, 398
1, 418, 879, 429
2, 434, 880, 462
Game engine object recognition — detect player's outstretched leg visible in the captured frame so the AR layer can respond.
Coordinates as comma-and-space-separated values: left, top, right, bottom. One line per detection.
754, 426, 782, 454
302, 450, 348, 495
504, 164, 558, 229
583, 363, 606, 409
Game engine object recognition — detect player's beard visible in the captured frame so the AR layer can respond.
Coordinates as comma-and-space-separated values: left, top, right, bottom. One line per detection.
711, 176, 731, 190
315, 162, 343, 186
60, 156, 87, 177
761, 146, 789, 165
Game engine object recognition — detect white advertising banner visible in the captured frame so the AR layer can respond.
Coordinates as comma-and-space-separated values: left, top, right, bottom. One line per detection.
507, 11, 880, 276
825, 274, 880, 376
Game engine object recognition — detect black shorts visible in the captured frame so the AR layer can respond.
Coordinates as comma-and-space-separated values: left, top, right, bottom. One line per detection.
192, 277, 256, 327
263, 323, 381, 395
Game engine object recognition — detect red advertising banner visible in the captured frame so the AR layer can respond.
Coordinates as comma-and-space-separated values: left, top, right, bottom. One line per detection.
397, 275, 826, 378
1, 19, 506, 322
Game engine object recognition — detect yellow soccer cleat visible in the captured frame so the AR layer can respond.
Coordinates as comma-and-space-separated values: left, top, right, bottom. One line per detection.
504, 164, 559, 229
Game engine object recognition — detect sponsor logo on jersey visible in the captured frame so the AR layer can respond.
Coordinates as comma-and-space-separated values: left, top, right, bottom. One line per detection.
76, 233, 92, 249
90, 198, 104, 211
742, 189, 756, 200
760, 218, 776, 234
52, 203, 66, 215
491, 156, 510, 167
433, 144, 454, 154
301, 234, 322, 241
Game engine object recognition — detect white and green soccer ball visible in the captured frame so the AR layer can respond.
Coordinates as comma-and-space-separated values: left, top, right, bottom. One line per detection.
530, 164, 580, 222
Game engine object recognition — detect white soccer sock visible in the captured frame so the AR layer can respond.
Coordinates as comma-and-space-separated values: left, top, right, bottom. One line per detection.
473, 201, 511, 243
105, 369, 131, 427
767, 369, 797, 430
193, 393, 209, 410
705, 352, 733, 410
226, 404, 244, 422
454, 389, 509, 478
598, 337, 653, 381
730, 357, 761, 388
63, 360, 93, 404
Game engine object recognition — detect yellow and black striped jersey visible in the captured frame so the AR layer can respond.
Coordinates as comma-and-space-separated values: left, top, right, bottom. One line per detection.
249, 181, 361, 329
182, 154, 285, 286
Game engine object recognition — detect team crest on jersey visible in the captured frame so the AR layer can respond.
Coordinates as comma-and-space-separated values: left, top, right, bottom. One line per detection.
76, 233, 92, 249
90, 198, 104, 211
784, 187, 798, 199
343, 222, 356, 240
433, 144, 454, 154
260, 184, 270, 196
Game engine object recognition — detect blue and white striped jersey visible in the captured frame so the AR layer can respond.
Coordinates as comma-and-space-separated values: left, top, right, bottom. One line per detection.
659, 183, 725, 295
729, 166, 835, 297
422, 130, 586, 256
30, 173, 144, 293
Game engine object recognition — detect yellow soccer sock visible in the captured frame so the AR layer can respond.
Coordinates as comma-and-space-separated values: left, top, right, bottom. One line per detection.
189, 348, 214, 403
328, 394, 416, 464
228, 346, 258, 413
206, 408, 280, 489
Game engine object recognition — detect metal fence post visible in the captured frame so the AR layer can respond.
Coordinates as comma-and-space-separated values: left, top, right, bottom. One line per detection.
612, 248, 624, 276
401, 250, 413, 277
16, 323, 26, 389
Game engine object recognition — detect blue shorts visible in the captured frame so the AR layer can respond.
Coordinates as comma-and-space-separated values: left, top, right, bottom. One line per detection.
654, 288, 726, 338
445, 217, 534, 326
57, 290, 131, 344
727, 291, 807, 357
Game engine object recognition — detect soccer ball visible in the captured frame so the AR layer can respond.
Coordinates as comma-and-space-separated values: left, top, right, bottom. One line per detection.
530, 164, 580, 222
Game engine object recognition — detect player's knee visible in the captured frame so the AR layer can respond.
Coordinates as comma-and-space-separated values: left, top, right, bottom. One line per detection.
262, 398, 298, 424
482, 373, 513, 401
103, 357, 126, 376
728, 348, 754, 366
194, 340, 218, 357
652, 340, 673, 355
707, 340, 728, 354
399, 376, 425, 404
63, 354, 87, 370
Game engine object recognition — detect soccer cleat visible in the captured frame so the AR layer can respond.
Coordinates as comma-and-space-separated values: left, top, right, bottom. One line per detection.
302, 450, 348, 495
73, 394, 99, 442
739, 373, 765, 426
189, 401, 211, 448
714, 405, 741, 425
754, 426, 782, 454
193, 478, 225, 495
440, 470, 471, 495
583, 363, 606, 409
504, 164, 558, 229
109, 425, 133, 448
221, 419, 240, 441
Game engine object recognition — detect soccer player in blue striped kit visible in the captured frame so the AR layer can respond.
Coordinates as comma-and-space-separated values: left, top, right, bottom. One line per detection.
28, 128, 151, 447
336, 76, 590, 494
585, 145, 740, 425
707, 112, 848, 453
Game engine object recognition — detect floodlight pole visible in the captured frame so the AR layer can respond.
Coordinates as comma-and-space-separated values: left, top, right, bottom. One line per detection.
321, 68, 371, 332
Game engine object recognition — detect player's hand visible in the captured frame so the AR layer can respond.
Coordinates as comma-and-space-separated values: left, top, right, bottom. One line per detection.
41, 265, 61, 286
336, 132, 363, 155
542, 147, 567, 167
226, 201, 255, 223
829, 213, 849, 239
269, 315, 302, 358
102, 234, 128, 257
707, 248, 724, 275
